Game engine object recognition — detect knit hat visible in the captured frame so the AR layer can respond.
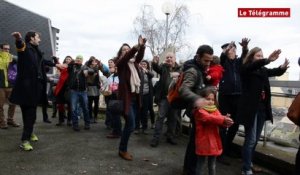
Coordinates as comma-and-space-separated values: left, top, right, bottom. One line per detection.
76, 55, 83, 61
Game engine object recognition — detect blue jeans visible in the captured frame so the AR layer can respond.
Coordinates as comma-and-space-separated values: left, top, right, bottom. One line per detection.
196, 156, 216, 175
70, 90, 90, 127
242, 109, 266, 173
119, 100, 137, 152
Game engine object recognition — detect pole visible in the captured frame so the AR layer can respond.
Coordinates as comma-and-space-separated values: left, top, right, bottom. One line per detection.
165, 13, 169, 51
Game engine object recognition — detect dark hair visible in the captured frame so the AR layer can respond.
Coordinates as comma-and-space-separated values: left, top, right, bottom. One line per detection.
117, 43, 131, 59
199, 86, 218, 105
86, 56, 97, 66
141, 60, 150, 69
63, 56, 73, 64
195, 45, 214, 59
25, 31, 40, 43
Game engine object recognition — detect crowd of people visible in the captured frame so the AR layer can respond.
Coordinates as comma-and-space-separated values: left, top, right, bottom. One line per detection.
1, 30, 298, 175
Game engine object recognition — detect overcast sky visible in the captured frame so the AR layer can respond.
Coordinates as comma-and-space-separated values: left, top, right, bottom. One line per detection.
6, 0, 300, 80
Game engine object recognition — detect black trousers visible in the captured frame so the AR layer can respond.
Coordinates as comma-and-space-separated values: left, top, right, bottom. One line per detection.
88, 96, 99, 121
20, 105, 37, 141
183, 117, 197, 175
218, 94, 240, 155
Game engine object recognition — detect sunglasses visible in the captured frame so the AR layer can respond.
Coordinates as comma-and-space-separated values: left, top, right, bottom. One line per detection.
3, 48, 10, 51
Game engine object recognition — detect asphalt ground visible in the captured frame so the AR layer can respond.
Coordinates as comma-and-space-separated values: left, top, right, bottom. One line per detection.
0, 106, 280, 175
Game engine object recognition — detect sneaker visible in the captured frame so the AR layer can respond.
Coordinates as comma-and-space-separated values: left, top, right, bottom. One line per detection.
150, 139, 159, 147
30, 134, 39, 142
20, 141, 33, 151
7, 121, 20, 127
241, 170, 253, 175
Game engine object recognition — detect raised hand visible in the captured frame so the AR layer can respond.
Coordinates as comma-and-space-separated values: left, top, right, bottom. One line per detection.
268, 49, 281, 62
239, 38, 250, 48
280, 58, 290, 69
11, 32, 22, 40
153, 55, 159, 63
138, 35, 147, 46
225, 41, 235, 53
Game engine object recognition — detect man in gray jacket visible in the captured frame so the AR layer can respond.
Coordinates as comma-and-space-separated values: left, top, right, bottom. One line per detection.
179, 45, 213, 175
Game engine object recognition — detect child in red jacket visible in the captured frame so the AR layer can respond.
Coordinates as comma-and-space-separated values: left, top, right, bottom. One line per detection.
206, 56, 224, 87
194, 87, 233, 175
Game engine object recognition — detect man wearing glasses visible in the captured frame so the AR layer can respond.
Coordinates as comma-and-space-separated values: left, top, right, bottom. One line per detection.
0, 43, 19, 129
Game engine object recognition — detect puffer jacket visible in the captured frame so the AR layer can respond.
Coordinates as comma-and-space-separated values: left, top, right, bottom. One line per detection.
194, 108, 224, 156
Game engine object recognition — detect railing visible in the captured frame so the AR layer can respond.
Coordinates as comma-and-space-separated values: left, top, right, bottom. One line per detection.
262, 80, 299, 147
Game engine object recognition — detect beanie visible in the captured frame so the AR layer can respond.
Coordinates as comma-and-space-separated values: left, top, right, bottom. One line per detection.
76, 55, 83, 61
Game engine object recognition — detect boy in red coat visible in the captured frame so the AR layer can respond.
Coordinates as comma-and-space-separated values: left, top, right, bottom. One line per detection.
194, 87, 233, 175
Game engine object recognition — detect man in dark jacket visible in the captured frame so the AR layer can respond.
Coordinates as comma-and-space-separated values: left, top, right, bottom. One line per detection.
10, 31, 64, 151
67, 55, 90, 131
180, 45, 232, 175
150, 52, 181, 147
218, 38, 250, 162
179, 45, 213, 175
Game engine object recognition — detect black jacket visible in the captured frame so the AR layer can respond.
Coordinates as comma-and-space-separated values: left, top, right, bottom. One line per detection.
152, 62, 181, 103
10, 39, 55, 105
237, 59, 287, 127
218, 49, 248, 95
67, 63, 88, 91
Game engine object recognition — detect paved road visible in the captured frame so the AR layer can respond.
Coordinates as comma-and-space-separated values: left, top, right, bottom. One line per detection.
0, 107, 279, 175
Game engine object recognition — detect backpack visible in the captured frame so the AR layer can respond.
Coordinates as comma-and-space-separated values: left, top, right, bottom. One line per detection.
167, 66, 202, 109
167, 72, 186, 109
7, 62, 17, 85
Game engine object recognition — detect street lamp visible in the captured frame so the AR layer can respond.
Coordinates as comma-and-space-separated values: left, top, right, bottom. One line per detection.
162, 1, 174, 51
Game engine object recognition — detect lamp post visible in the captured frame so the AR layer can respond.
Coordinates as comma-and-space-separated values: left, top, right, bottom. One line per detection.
162, 1, 174, 51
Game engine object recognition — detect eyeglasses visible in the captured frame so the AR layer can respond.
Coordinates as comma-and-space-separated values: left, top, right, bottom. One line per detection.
3, 48, 10, 51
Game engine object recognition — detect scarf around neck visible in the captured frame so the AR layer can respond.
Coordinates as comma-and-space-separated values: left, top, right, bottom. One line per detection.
128, 58, 140, 93
203, 105, 217, 113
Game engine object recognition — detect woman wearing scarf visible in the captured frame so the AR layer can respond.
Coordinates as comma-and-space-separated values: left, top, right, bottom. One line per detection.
115, 35, 146, 160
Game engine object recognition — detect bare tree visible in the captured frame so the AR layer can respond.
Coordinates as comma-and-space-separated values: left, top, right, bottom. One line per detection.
133, 3, 191, 58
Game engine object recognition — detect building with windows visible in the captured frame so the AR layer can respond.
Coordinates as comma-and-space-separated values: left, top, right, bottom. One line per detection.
0, 0, 59, 60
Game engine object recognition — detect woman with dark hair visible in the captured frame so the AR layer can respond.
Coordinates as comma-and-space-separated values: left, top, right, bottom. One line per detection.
85, 56, 109, 123
115, 35, 146, 160
237, 47, 289, 175
105, 59, 122, 138
136, 60, 155, 134
54, 56, 73, 126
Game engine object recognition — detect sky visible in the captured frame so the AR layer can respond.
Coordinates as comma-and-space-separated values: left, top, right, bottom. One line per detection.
6, 0, 300, 80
